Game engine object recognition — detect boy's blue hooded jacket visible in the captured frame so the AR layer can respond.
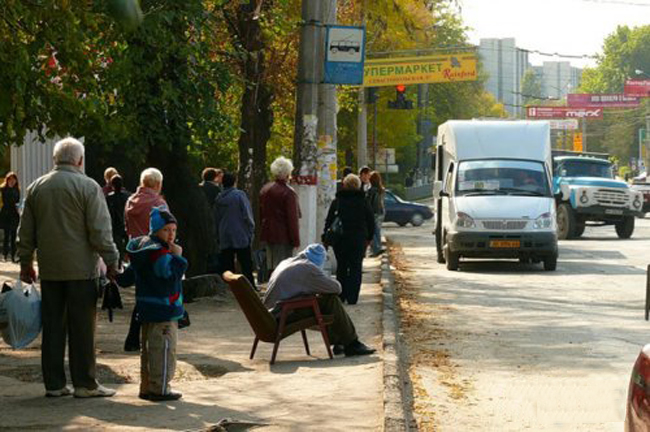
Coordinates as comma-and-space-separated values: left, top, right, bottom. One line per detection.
117, 235, 188, 322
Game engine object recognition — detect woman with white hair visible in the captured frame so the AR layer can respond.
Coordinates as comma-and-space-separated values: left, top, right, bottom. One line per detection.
123, 167, 168, 352
259, 156, 301, 277
323, 174, 375, 305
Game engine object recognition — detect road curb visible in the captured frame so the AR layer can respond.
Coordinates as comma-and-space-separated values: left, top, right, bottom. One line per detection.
381, 252, 414, 431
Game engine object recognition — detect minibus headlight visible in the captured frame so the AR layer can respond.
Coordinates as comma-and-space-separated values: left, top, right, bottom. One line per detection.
455, 212, 475, 228
534, 212, 553, 229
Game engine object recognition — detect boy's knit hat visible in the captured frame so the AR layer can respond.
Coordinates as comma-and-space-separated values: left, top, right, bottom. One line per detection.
149, 206, 177, 234
303, 244, 326, 268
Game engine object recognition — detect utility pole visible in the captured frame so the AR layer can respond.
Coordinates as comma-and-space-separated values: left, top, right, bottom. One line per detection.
316, 0, 337, 245
417, 83, 429, 174
293, 0, 322, 250
356, 2, 367, 169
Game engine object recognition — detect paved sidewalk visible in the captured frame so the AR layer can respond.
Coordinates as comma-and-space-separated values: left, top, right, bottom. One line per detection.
0, 258, 384, 431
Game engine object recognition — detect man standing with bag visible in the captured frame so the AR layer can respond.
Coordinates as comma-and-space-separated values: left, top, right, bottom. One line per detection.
18, 137, 120, 398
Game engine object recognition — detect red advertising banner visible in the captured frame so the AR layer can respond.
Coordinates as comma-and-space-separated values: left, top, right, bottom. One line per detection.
624, 80, 650, 97
526, 106, 603, 119
567, 93, 640, 108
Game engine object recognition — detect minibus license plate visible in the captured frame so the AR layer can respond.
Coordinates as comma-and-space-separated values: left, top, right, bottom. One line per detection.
490, 240, 520, 248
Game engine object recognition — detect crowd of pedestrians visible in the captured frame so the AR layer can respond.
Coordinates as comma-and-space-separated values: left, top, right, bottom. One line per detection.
6, 136, 388, 402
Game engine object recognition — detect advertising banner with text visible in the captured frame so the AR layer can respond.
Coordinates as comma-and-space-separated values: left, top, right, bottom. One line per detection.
527, 106, 603, 119
363, 53, 477, 87
567, 93, 640, 108
624, 80, 650, 97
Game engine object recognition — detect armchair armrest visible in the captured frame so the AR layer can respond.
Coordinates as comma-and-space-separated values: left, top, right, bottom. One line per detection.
277, 296, 320, 313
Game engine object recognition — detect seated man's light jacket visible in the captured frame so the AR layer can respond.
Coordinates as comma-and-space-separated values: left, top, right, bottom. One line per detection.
263, 253, 341, 315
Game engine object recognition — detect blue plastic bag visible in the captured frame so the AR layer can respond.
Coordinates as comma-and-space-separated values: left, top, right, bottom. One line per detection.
0, 282, 42, 349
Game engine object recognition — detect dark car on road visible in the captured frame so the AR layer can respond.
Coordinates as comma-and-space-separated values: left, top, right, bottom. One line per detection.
384, 190, 433, 227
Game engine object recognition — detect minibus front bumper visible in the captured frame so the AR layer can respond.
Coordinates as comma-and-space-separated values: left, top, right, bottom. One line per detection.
447, 231, 558, 259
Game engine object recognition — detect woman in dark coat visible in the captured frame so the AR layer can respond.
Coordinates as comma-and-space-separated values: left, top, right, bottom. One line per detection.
323, 173, 375, 305
0, 172, 20, 262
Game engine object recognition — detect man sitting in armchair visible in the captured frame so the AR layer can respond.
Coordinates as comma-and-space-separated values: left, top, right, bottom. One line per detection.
262, 244, 375, 357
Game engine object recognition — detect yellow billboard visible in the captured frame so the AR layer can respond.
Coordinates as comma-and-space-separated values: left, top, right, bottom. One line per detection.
363, 53, 478, 87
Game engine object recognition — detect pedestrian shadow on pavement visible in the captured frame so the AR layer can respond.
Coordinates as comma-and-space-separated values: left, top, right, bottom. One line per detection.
179, 352, 253, 375
10, 394, 263, 431
268, 353, 380, 374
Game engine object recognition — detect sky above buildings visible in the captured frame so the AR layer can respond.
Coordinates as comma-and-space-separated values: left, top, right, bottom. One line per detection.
459, 0, 650, 69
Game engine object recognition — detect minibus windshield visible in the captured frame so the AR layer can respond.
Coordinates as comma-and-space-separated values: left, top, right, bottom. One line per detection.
456, 160, 551, 197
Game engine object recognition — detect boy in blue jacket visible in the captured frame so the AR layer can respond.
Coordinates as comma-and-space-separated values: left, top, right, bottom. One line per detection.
118, 206, 188, 401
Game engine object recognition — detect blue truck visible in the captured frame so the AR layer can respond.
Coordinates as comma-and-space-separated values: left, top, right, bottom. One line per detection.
553, 151, 643, 239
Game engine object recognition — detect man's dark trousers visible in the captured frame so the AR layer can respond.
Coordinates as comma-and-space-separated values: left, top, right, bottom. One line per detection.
287, 294, 358, 346
220, 247, 256, 290
41, 279, 99, 391
334, 237, 366, 304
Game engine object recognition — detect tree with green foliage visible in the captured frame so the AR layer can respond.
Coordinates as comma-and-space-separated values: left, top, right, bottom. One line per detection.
579, 25, 650, 165
0, 0, 233, 275
520, 69, 543, 105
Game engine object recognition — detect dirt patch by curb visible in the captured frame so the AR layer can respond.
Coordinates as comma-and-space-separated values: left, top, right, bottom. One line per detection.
389, 243, 473, 431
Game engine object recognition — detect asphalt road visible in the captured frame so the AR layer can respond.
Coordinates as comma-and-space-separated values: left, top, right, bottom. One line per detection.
386, 217, 650, 431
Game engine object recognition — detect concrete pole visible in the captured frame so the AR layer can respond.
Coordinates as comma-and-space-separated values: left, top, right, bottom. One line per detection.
357, 86, 368, 169
356, 2, 367, 170
293, 0, 322, 251
316, 0, 337, 245
417, 84, 429, 174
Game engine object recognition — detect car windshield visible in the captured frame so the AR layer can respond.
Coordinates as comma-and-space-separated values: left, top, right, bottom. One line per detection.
559, 160, 613, 179
456, 160, 551, 197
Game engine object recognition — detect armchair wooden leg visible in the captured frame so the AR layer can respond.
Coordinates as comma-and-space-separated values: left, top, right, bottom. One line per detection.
312, 301, 333, 360
301, 330, 311, 356
271, 308, 289, 365
250, 337, 260, 360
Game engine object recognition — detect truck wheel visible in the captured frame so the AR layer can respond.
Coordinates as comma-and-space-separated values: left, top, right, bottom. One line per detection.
557, 203, 576, 240
615, 216, 634, 239
543, 254, 557, 271
574, 223, 586, 238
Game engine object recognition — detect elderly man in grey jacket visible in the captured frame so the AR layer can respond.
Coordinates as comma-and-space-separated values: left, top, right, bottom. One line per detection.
18, 137, 120, 398
263, 244, 375, 357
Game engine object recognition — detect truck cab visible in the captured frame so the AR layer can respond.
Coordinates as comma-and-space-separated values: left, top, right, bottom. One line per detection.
553, 153, 643, 239
433, 120, 558, 271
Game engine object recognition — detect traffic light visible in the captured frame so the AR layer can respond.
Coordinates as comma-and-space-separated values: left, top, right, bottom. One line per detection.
388, 84, 413, 109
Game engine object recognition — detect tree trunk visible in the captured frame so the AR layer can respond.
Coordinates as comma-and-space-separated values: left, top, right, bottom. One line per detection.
233, 2, 274, 250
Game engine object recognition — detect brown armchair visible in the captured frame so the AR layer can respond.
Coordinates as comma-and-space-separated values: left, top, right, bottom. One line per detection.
222, 272, 334, 365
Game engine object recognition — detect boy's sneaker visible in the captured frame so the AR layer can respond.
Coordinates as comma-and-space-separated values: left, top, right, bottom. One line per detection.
74, 384, 117, 398
45, 385, 73, 398
148, 391, 182, 402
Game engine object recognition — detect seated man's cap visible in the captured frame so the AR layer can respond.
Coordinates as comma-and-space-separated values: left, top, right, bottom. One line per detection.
149, 206, 177, 234
303, 244, 326, 268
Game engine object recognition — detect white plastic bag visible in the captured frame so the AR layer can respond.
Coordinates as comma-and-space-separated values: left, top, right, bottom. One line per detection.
0, 281, 42, 349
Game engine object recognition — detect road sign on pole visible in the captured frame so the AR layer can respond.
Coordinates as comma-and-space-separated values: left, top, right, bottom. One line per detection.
324, 25, 366, 85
